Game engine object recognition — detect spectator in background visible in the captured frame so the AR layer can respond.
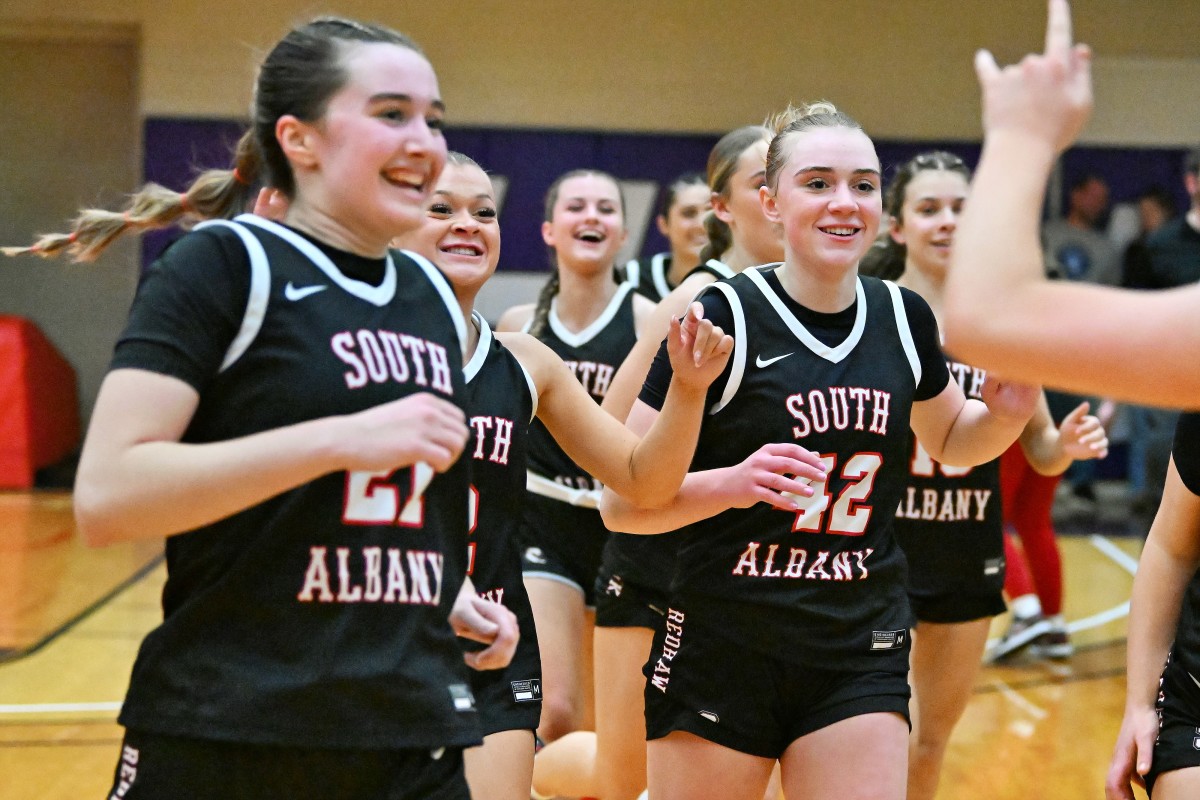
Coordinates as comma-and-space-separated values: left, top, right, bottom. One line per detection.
1044, 172, 1121, 285
1042, 172, 1120, 506
1139, 148, 1200, 290
1121, 185, 1180, 515
1122, 186, 1177, 289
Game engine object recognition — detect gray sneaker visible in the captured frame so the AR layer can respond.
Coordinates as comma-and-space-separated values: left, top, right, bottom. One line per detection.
989, 614, 1053, 662
1030, 627, 1074, 659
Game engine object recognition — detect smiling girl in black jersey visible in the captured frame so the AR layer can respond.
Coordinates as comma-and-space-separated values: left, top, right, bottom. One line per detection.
8, 18, 523, 800
602, 102, 1039, 800
395, 152, 731, 800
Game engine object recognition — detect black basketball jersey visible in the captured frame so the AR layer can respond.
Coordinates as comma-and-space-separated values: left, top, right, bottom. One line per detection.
664, 267, 946, 671
598, 260, 734, 593
115, 215, 480, 750
463, 313, 537, 616
893, 354, 1004, 598
624, 253, 675, 303
1169, 413, 1200, 677
524, 282, 640, 499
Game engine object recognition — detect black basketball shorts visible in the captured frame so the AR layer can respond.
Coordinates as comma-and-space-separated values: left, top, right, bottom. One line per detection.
642, 604, 910, 759
519, 494, 609, 606
908, 586, 1007, 624
105, 729, 470, 800
1146, 649, 1200, 796
594, 566, 669, 629
467, 615, 543, 737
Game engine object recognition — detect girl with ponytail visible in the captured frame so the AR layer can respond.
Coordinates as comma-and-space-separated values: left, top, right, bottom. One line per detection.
11, 18, 518, 798
865, 149, 1106, 800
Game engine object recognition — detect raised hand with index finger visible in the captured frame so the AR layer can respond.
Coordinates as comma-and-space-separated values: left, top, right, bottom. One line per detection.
974, 0, 1093, 155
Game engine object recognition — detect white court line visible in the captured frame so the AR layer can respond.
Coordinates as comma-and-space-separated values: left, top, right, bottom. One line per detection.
0, 701, 122, 715
991, 678, 1048, 719
1089, 534, 1140, 577
1060, 535, 1137, 635
1067, 601, 1131, 635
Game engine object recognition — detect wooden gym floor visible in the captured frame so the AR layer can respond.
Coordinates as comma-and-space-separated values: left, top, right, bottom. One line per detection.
0, 488, 1149, 799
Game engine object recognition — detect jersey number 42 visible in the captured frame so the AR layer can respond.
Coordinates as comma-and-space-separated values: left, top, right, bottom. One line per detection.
790, 452, 882, 536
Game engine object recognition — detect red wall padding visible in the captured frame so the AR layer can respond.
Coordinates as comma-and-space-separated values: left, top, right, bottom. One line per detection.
0, 316, 79, 489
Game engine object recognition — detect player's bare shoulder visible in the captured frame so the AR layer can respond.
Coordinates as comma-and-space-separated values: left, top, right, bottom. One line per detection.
495, 303, 535, 333
494, 330, 558, 395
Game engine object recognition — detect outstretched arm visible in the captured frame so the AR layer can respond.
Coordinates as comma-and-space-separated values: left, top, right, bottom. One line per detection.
502, 302, 732, 508
944, 0, 1200, 408
910, 373, 1038, 468
1019, 396, 1108, 476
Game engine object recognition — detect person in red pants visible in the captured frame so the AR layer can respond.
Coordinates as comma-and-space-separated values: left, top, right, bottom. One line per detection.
996, 441, 1072, 659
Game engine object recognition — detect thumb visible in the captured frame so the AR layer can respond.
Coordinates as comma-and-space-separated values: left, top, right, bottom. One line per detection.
975, 49, 1001, 83
454, 598, 499, 642
1065, 400, 1090, 423
1135, 733, 1153, 777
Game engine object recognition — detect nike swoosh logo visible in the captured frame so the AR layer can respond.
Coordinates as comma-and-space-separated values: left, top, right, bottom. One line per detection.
755, 352, 794, 368
284, 282, 327, 301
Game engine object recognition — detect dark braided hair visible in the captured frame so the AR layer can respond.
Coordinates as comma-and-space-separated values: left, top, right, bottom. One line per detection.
859, 151, 970, 280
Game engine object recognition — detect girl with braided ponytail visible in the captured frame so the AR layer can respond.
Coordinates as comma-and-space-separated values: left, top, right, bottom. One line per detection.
495, 169, 658, 748
862, 150, 1107, 800
13, 17, 521, 799
532, 122, 786, 800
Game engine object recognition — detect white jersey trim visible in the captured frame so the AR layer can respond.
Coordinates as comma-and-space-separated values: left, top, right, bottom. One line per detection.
234, 214, 398, 307
548, 281, 635, 348
745, 267, 866, 364
401, 250, 469, 360
649, 252, 672, 299
466, 312, 539, 423
519, 360, 539, 423
526, 471, 602, 508
463, 312, 491, 383
702, 281, 747, 415
623, 257, 640, 286
704, 258, 736, 279
884, 280, 922, 386
194, 219, 270, 373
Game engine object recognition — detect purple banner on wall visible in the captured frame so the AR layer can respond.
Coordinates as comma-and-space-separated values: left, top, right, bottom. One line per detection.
142, 117, 1188, 274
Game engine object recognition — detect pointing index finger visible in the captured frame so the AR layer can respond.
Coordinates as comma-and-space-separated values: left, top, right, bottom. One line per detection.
1044, 0, 1074, 59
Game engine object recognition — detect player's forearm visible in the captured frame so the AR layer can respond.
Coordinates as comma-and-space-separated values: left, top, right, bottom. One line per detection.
75, 418, 348, 545
626, 380, 709, 507
944, 132, 1057, 358
599, 336, 658, 422
937, 399, 1027, 467
600, 467, 735, 534
1125, 542, 1190, 711
1020, 427, 1072, 476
